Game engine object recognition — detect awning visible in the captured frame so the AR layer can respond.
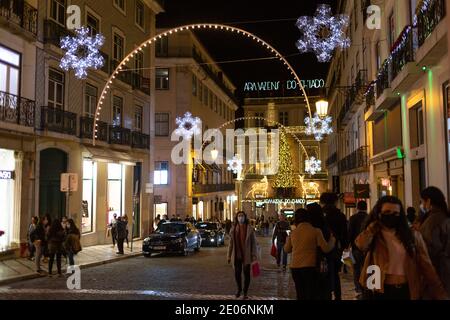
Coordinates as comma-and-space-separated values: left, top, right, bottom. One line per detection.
83, 146, 141, 165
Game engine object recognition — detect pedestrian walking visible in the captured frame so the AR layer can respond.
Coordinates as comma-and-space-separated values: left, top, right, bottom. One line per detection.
419, 187, 450, 296
116, 216, 127, 255
47, 219, 65, 277
27, 216, 38, 260
108, 213, 118, 247
348, 201, 369, 298
123, 214, 130, 248
272, 213, 290, 271
227, 211, 258, 300
284, 209, 335, 300
64, 219, 81, 267
356, 196, 448, 300
321, 192, 349, 300
30, 216, 46, 275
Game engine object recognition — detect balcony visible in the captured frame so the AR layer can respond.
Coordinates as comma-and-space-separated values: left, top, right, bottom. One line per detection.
44, 19, 73, 47
193, 184, 235, 194
40, 106, 77, 135
0, 0, 38, 36
338, 146, 369, 173
109, 125, 131, 146
0, 90, 35, 127
338, 70, 368, 129
80, 116, 108, 142
131, 73, 151, 95
326, 152, 338, 168
111, 60, 135, 87
132, 131, 150, 149
415, 0, 447, 66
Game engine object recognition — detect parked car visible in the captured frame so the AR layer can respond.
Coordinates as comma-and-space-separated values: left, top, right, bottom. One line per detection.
195, 222, 225, 247
143, 222, 201, 257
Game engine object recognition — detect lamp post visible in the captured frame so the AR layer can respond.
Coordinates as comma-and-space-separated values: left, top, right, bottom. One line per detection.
316, 100, 329, 118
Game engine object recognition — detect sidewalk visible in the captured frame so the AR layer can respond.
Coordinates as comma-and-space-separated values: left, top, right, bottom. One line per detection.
0, 241, 143, 286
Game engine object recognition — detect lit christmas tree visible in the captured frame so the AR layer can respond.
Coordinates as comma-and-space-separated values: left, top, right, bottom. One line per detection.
273, 131, 296, 191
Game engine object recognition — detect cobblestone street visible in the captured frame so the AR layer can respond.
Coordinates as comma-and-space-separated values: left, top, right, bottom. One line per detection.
0, 237, 356, 300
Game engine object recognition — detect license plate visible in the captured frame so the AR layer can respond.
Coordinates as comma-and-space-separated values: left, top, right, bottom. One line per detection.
153, 246, 166, 250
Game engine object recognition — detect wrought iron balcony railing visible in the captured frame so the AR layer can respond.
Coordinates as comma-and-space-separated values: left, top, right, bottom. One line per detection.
44, 19, 73, 46
80, 116, 108, 142
338, 146, 369, 173
376, 61, 391, 98
365, 83, 376, 112
391, 26, 417, 80
0, 0, 38, 35
417, 0, 446, 47
109, 125, 131, 146
132, 131, 150, 149
40, 106, 77, 135
111, 60, 135, 87
0, 90, 35, 127
131, 72, 151, 95
193, 184, 235, 194
326, 152, 338, 167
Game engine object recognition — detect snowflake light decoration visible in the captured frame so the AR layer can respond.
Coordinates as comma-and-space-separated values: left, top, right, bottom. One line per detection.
175, 112, 202, 140
227, 155, 243, 175
60, 27, 105, 79
305, 157, 322, 175
296, 4, 351, 63
305, 113, 333, 141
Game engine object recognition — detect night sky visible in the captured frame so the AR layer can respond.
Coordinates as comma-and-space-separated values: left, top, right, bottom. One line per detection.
157, 0, 337, 98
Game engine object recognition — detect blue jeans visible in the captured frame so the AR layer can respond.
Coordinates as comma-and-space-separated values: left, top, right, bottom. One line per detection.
277, 243, 288, 267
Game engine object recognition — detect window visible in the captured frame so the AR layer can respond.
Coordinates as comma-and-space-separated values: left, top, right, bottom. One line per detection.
155, 113, 169, 136
156, 68, 169, 90
135, 50, 143, 76
155, 203, 168, 217
389, 12, 395, 49
255, 112, 265, 127
375, 41, 382, 71
0, 45, 20, 96
113, 32, 124, 62
84, 84, 97, 117
48, 69, 64, 109
156, 37, 168, 57
410, 102, 425, 148
50, 0, 65, 26
192, 74, 197, 96
86, 13, 100, 36
279, 111, 289, 126
134, 105, 143, 132
135, 0, 145, 29
113, 0, 126, 13
82, 160, 96, 234
108, 163, 124, 222
112, 96, 123, 126
154, 161, 169, 185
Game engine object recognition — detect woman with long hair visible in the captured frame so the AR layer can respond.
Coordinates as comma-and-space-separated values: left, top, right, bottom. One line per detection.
64, 219, 81, 267
419, 186, 450, 295
47, 219, 65, 277
356, 196, 447, 300
227, 211, 258, 300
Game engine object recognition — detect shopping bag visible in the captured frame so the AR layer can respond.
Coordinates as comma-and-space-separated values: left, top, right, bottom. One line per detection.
270, 243, 277, 258
252, 261, 261, 278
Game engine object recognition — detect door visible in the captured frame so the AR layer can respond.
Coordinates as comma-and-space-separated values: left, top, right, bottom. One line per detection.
133, 163, 141, 238
39, 148, 67, 221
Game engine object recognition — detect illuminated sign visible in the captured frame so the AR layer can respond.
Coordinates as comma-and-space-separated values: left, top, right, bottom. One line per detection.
242, 198, 306, 204
0, 171, 14, 180
243, 79, 325, 92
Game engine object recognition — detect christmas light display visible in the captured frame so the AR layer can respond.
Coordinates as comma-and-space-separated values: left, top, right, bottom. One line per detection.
60, 27, 105, 79
273, 132, 296, 188
175, 112, 202, 140
305, 157, 322, 175
227, 155, 243, 175
305, 113, 333, 141
296, 4, 351, 63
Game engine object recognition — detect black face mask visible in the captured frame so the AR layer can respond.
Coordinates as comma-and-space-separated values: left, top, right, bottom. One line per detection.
380, 214, 401, 229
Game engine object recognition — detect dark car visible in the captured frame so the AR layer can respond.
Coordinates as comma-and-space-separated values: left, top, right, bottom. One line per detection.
195, 222, 225, 247
143, 222, 201, 257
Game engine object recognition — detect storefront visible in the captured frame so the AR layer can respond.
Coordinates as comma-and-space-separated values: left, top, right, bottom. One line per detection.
0, 149, 16, 251
374, 157, 405, 204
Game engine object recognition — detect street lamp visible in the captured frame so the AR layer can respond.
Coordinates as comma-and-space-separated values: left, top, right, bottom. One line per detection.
316, 100, 329, 118
211, 148, 219, 162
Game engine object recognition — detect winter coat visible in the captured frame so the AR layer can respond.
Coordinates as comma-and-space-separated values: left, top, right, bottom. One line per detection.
356, 225, 448, 300
272, 220, 291, 244
116, 220, 127, 239
48, 230, 65, 255
228, 224, 258, 266
323, 205, 349, 253
64, 232, 82, 254
419, 209, 450, 295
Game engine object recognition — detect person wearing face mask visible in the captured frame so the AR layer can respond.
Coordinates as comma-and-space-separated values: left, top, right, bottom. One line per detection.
419, 187, 450, 296
356, 196, 447, 300
227, 211, 258, 300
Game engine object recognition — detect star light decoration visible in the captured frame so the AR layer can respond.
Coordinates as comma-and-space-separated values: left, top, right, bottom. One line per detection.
296, 4, 351, 63
305, 157, 322, 175
227, 155, 243, 175
305, 113, 333, 141
60, 27, 105, 79
175, 112, 202, 140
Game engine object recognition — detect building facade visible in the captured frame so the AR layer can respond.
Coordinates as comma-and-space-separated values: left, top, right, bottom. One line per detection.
153, 29, 239, 223
0, 0, 164, 254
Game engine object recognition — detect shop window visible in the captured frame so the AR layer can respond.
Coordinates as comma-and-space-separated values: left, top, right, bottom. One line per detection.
154, 161, 169, 185
108, 163, 124, 222
0, 149, 15, 250
0, 45, 20, 96
155, 203, 168, 218
156, 68, 169, 90
82, 160, 96, 234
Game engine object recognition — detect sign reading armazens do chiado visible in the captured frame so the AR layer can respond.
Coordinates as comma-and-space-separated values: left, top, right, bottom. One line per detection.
243, 79, 325, 92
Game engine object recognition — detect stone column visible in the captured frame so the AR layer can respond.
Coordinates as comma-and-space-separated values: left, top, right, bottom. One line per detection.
12, 151, 24, 246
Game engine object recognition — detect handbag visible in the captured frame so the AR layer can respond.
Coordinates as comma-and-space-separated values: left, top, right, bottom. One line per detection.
252, 261, 261, 278
270, 243, 277, 258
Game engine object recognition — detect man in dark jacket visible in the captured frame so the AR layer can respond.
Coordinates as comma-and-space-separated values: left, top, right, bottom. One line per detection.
30, 216, 47, 274
321, 192, 349, 300
116, 217, 127, 255
348, 201, 369, 297
272, 214, 291, 271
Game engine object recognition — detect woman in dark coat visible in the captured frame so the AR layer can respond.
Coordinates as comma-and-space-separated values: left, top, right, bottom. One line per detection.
47, 219, 65, 277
